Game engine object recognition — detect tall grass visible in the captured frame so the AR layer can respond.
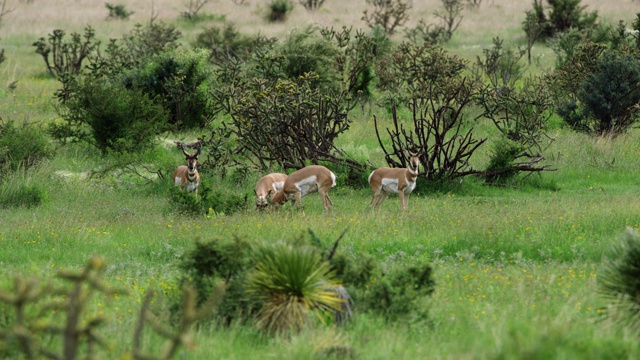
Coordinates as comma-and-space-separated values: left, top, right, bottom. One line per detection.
1, 0, 640, 358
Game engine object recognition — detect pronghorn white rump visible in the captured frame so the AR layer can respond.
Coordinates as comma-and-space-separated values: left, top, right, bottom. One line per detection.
254, 173, 288, 208
368, 152, 421, 211
271, 165, 336, 213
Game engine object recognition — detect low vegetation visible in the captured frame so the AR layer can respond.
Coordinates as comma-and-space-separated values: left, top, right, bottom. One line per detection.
1, 0, 640, 358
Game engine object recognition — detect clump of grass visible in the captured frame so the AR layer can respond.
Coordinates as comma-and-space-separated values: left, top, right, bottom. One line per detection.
246, 240, 344, 333
599, 229, 640, 331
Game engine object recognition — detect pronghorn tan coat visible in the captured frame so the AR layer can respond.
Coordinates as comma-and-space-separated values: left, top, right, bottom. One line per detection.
172, 147, 201, 197
254, 173, 288, 208
271, 165, 336, 213
368, 153, 420, 211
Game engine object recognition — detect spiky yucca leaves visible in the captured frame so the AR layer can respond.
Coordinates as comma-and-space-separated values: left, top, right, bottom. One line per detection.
599, 229, 640, 331
246, 241, 344, 333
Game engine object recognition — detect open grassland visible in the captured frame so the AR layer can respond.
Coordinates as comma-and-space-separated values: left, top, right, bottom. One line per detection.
2, 0, 640, 358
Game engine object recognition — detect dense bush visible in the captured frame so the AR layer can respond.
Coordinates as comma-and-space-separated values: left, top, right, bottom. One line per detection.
523, 0, 598, 41
50, 77, 168, 154
557, 51, 640, 135
0, 118, 52, 172
169, 180, 249, 216
91, 22, 182, 77
193, 23, 276, 62
268, 0, 293, 22
105, 3, 133, 20
122, 49, 214, 129
0, 180, 47, 208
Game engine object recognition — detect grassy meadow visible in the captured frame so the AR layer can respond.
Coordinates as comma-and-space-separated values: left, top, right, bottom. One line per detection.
2, 0, 640, 358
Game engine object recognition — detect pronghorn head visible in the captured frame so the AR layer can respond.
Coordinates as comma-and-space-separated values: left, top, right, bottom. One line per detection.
407, 151, 421, 174
182, 146, 201, 172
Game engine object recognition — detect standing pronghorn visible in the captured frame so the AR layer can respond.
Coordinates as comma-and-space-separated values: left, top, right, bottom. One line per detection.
368, 151, 421, 211
254, 173, 288, 209
172, 144, 201, 199
271, 165, 336, 213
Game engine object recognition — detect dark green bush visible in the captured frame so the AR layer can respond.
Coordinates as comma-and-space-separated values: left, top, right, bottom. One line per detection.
0, 181, 47, 208
50, 77, 168, 154
33, 27, 99, 79
360, 263, 435, 321
557, 51, 640, 135
105, 3, 133, 20
193, 23, 276, 62
91, 22, 182, 77
169, 180, 248, 216
268, 0, 293, 22
484, 138, 525, 184
0, 118, 52, 172
523, 0, 598, 41
122, 49, 214, 129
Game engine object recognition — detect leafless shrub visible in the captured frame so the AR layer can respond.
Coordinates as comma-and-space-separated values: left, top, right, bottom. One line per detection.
362, 0, 412, 35
299, 0, 325, 10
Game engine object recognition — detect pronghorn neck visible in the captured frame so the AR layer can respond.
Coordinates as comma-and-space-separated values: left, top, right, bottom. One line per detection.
186, 169, 198, 181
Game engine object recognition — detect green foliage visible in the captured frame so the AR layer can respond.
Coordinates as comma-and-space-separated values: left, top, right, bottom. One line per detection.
91, 22, 182, 77
193, 23, 276, 62
33, 27, 100, 79
268, 0, 293, 22
599, 230, 640, 331
246, 240, 344, 333
211, 71, 360, 171
50, 77, 168, 154
360, 263, 435, 321
555, 50, 640, 135
169, 180, 248, 216
105, 3, 134, 20
122, 49, 214, 129
484, 138, 526, 184
576, 51, 640, 135
0, 180, 47, 209
0, 118, 52, 172
523, 0, 598, 41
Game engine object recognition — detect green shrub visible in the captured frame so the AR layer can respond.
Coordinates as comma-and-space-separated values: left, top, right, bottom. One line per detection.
50, 77, 168, 154
360, 263, 435, 321
556, 50, 640, 135
92, 22, 182, 77
0, 181, 47, 209
169, 180, 248, 216
362, 0, 412, 36
484, 138, 525, 184
523, 0, 598, 41
122, 49, 214, 129
33, 27, 99, 79
268, 0, 293, 22
193, 23, 276, 62
246, 240, 344, 333
576, 51, 640, 135
0, 118, 52, 172
599, 230, 640, 331
105, 3, 133, 20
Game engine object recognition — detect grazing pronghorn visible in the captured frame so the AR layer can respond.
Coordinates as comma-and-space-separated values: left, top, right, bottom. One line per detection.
271, 165, 336, 213
172, 145, 201, 198
254, 173, 288, 209
368, 151, 421, 211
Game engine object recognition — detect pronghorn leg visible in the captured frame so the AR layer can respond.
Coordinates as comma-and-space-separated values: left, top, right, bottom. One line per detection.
399, 191, 406, 211
319, 188, 333, 214
375, 191, 388, 209
370, 187, 381, 208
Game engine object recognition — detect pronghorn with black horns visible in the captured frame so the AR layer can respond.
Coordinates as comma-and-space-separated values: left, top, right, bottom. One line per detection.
368, 151, 421, 211
172, 141, 203, 199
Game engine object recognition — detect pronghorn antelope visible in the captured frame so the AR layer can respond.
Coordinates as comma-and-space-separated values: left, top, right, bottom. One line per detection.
368, 151, 421, 211
254, 173, 288, 209
271, 165, 336, 213
172, 145, 201, 198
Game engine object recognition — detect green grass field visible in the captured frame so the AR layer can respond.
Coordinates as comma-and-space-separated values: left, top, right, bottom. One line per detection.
2, 0, 640, 358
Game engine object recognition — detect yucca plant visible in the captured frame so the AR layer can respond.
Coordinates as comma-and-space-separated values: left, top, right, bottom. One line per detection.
246, 241, 344, 333
599, 229, 640, 331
